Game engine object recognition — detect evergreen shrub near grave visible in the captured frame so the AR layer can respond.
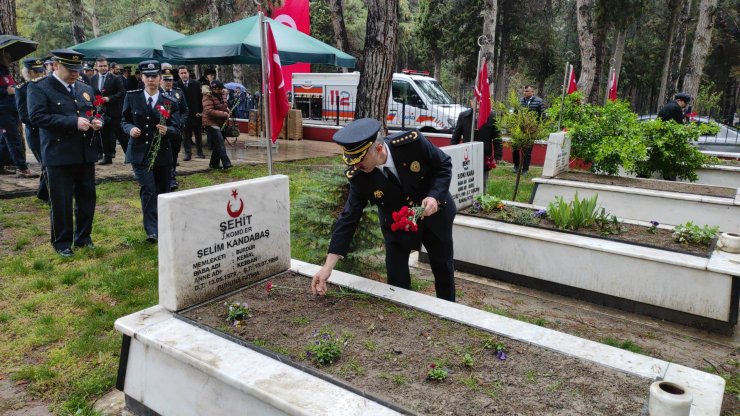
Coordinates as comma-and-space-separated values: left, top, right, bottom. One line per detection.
292, 163, 384, 275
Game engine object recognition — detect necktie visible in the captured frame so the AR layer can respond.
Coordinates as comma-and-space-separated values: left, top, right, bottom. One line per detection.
384, 167, 401, 188
147, 96, 153, 109
184, 81, 188, 88
68, 84, 75, 97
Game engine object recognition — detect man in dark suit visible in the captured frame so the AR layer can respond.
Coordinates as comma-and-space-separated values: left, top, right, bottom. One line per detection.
161, 67, 188, 190
176, 66, 204, 160
122, 60, 181, 242
451, 101, 502, 191
91, 57, 127, 164
27, 49, 103, 257
311, 118, 457, 301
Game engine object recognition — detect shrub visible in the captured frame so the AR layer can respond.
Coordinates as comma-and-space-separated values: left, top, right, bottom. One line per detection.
545, 193, 601, 231
473, 194, 504, 212
305, 329, 346, 365
292, 163, 384, 274
672, 221, 719, 245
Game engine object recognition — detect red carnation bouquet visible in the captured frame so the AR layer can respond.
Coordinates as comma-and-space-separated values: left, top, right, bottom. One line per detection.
391, 205, 423, 233
147, 104, 171, 171
485, 155, 497, 170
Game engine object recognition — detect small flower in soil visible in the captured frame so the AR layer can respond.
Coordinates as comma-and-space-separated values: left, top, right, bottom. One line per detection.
224, 301, 251, 326
483, 337, 508, 360
263, 280, 301, 297
265, 281, 273, 295
473, 200, 482, 211
534, 209, 547, 218
427, 361, 449, 381
305, 329, 345, 365
495, 350, 508, 360
648, 220, 659, 234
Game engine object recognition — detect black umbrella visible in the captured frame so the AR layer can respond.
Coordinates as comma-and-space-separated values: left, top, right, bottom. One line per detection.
0, 35, 39, 62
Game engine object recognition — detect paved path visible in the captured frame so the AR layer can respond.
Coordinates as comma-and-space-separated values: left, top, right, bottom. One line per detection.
0, 135, 340, 199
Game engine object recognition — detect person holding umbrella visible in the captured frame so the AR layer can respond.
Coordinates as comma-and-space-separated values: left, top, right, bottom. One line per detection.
0, 47, 38, 178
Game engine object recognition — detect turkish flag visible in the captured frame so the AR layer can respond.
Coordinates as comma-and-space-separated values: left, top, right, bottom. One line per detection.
266, 24, 290, 143
474, 58, 491, 130
607, 68, 618, 101
567, 65, 578, 94
268, 0, 310, 94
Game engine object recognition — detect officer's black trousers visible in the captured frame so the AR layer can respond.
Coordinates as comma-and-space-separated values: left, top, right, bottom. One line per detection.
46, 164, 95, 250
25, 127, 47, 201
385, 221, 456, 302
182, 117, 203, 157
132, 164, 171, 237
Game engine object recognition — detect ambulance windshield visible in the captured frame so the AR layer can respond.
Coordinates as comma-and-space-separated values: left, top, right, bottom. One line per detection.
414, 79, 455, 105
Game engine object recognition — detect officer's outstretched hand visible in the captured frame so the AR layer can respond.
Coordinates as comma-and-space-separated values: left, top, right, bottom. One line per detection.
311, 254, 341, 296
421, 197, 439, 217
77, 117, 91, 131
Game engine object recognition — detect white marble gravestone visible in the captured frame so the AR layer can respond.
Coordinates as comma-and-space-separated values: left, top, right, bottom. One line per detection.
442, 142, 483, 210
542, 132, 572, 178
157, 175, 291, 311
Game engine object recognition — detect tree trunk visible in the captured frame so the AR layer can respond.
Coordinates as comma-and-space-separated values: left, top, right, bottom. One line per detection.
493, 0, 510, 102
207, 0, 222, 79
656, 0, 680, 109
576, 0, 597, 102
667, 0, 691, 96
355, 0, 398, 132
71, 0, 86, 44
432, 49, 442, 81
682, 0, 719, 101
91, 7, 101, 38
481, 0, 497, 86
327, 0, 351, 54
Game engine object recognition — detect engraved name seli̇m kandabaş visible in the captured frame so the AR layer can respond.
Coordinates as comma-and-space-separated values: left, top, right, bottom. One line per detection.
191, 189, 279, 293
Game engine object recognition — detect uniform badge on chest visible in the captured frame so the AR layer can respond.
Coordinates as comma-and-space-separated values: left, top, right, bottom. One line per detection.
410, 161, 421, 172
374, 190, 384, 199
83, 92, 90, 101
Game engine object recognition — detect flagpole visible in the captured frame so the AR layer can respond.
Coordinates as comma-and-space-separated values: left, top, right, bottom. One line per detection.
259, 11, 274, 175
557, 61, 569, 131
471, 35, 488, 143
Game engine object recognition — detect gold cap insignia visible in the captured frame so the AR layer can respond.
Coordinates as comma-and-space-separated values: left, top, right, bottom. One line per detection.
374, 190, 384, 199
72, 55, 80, 61
410, 161, 421, 172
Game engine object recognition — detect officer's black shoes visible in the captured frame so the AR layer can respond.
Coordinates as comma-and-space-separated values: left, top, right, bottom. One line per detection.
183, 154, 191, 161
222, 164, 232, 170
74, 242, 95, 249
196, 153, 206, 159
56, 248, 74, 258
0, 166, 14, 175
16, 169, 40, 178
146, 234, 158, 243
170, 181, 179, 191
98, 157, 113, 165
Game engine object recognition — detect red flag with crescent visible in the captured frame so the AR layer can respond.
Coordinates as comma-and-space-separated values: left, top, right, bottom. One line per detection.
474, 58, 491, 130
265, 24, 291, 143
567, 65, 578, 94
607, 68, 618, 101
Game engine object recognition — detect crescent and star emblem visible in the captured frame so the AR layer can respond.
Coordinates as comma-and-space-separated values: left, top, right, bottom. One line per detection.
226, 189, 244, 218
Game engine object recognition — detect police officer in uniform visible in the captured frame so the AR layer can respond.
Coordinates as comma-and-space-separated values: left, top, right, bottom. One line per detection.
16, 57, 49, 200
311, 118, 457, 302
27, 49, 103, 257
160, 67, 188, 190
658, 92, 691, 124
121, 60, 181, 242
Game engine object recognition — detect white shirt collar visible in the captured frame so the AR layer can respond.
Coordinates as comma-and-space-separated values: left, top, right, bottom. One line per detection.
375, 142, 399, 179
144, 90, 160, 107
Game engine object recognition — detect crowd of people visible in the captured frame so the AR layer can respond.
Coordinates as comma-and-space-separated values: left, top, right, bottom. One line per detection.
1, 47, 264, 256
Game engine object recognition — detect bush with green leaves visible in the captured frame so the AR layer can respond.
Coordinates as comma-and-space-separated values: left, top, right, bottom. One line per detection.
545, 193, 601, 231
546, 91, 597, 131
672, 222, 719, 245
293, 163, 384, 274
305, 329, 346, 366
473, 194, 504, 212
630, 119, 712, 181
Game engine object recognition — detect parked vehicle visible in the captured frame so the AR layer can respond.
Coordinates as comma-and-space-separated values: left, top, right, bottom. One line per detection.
292, 70, 468, 132
637, 114, 739, 145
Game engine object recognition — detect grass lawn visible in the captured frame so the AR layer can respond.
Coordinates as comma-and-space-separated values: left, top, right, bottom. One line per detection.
0, 157, 542, 415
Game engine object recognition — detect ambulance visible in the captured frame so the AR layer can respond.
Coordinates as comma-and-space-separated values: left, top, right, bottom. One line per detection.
291, 70, 468, 132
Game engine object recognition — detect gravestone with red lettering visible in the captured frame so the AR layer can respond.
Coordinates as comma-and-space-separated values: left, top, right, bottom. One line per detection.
158, 175, 291, 311
442, 142, 483, 210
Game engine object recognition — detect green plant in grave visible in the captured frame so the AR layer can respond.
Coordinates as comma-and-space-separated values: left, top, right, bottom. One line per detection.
461, 353, 475, 368
305, 328, 347, 366
672, 221, 719, 245
426, 361, 449, 381
594, 208, 622, 236
546, 193, 601, 231
473, 194, 504, 212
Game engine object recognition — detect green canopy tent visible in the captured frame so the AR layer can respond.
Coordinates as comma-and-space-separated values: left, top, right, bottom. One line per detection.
70, 21, 190, 64
162, 16, 355, 68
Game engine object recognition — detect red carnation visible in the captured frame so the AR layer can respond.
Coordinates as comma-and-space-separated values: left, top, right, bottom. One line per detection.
85, 110, 93, 118
157, 105, 171, 119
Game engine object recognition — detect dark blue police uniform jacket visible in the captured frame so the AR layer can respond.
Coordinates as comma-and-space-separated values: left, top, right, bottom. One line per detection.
27, 76, 98, 166
162, 87, 189, 129
328, 130, 456, 255
121, 90, 181, 166
15, 81, 42, 155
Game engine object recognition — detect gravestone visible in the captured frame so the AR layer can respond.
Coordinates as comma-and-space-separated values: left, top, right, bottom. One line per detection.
542, 132, 572, 178
442, 142, 483, 210
158, 175, 291, 311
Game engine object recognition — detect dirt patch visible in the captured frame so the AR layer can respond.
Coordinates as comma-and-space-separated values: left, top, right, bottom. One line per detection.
557, 171, 736, 198
183, 272, 650, 415
462, 206, 714, 257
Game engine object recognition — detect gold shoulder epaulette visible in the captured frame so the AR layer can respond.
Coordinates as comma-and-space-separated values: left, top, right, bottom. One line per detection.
31, 76, 47, 83
389, 130, 420, 146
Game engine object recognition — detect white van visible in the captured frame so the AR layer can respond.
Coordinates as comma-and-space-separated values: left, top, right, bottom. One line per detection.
292, 70, 468, 132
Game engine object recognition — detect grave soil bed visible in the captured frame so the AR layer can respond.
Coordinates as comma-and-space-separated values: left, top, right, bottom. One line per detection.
182, 272, 650, 416
558, 171, 736, 198
462, 206, 715, 257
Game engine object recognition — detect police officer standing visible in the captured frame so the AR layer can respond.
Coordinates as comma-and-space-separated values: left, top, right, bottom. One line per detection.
0, 49, 38, 178
160, 67, 188, 190
658, 92, 691, 124
16, 57, 49, 200
27, 49, 103, 257
91, 57, 126, 164
311, 119, 457, 302
121, 60, 180, 242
